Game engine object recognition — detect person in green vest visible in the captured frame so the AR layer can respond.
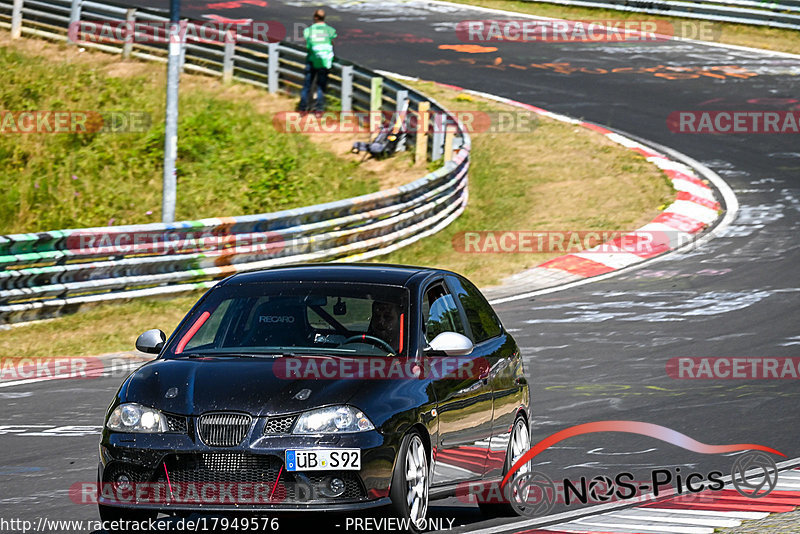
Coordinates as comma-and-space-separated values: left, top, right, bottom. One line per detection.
299, 9, 337, 113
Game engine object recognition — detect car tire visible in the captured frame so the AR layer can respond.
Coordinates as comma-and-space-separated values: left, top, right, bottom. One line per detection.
98, 504, 158, 532
479, 415, 530, 517
388, 431, 430, 532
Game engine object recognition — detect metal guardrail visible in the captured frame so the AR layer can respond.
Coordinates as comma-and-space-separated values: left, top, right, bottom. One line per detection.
0, 0, 471, 324
521, 0, 800, 31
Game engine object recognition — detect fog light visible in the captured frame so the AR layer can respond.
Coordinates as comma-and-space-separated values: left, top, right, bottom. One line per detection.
320, 477, 345, 498
330, 477, 345, 496
114, 474, 132, 492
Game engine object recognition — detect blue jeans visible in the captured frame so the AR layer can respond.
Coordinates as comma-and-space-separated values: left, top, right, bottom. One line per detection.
298, 63, 329, 112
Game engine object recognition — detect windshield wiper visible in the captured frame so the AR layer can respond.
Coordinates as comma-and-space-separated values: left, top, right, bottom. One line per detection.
231, 351, 295, 358
171, 351, 292, 359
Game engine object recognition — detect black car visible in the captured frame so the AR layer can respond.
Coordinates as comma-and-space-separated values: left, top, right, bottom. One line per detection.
98, 264, 530, 530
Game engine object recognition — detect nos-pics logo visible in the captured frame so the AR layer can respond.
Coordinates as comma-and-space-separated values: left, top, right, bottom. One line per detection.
500, 421, 782, 518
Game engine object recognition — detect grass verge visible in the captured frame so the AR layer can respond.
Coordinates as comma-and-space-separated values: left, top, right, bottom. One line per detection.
0, 32, 424, 233
442, 0, 800, 55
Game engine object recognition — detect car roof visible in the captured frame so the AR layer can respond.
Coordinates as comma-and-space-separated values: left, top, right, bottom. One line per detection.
222, 263, 454, 288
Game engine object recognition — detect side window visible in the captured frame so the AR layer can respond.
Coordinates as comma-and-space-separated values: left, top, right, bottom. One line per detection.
447, 275, 502, 343
422, 282, 466, 343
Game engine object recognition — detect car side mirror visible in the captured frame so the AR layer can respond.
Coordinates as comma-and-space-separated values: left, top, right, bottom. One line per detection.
425, 332, 474, 356
135, 329, 166, 355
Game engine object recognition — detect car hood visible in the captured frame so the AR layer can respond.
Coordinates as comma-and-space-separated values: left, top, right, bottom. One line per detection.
120, 356, 365, 417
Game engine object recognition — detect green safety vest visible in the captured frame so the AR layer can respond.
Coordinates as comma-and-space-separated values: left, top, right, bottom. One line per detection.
303, 23, 337, 69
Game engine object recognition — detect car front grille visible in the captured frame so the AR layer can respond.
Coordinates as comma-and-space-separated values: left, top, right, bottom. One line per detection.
264, 415, 296, 435
198, 412, 251, 447
158, 453, 366, 503
165, 414, 188, 434
165, 453, 283, 484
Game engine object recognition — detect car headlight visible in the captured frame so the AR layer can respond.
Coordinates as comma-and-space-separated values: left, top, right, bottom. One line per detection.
106, 403, 168, 433
293, 405, 375, 434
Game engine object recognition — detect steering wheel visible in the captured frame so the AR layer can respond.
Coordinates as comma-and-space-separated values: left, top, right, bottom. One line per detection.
340, 334, 395, 354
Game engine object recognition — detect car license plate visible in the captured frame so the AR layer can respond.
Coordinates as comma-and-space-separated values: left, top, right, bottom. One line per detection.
285, 449, 361, 471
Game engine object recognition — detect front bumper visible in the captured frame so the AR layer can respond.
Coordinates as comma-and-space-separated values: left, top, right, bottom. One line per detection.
98, 426, 396, 513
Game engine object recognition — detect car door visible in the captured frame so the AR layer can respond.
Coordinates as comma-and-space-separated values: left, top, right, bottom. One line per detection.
425, 279, 494, 486
446, 274, 525, 480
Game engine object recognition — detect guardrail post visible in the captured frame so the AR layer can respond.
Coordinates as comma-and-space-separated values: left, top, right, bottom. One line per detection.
444, 125, 455, 161
395, 90, 408, 152
340, 65, 353, 112
370, 77, 383, 133
222, 30, 235, 84
431, 111, 445, 161
415, 101, 430, 165
122, 8, 135, 59
67, 0, 82, 44
267, 43, 279, 93
11, 0, 23, 39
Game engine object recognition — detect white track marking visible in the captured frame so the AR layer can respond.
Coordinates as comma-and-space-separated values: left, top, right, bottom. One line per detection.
672, 179, 718, 201
604, 510, 741, 528
561, 517, 715, 533
664, 201, 720, 224
644, 508, 769, 520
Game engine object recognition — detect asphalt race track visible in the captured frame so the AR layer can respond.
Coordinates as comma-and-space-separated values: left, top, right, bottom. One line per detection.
1, 0, 799, 532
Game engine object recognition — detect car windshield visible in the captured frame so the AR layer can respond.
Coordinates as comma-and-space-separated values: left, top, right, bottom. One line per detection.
164, 282, 410, 358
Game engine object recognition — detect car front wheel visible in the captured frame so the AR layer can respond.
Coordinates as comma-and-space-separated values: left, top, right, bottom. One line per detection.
479, 415, 531, 517
389, 431, 429, 532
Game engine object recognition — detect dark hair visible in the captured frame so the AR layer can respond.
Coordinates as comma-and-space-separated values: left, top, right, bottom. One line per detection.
313, 9, 325, 21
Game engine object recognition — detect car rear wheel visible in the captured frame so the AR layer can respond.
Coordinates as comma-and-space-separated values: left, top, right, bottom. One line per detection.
389, 431, 429, 532
479, 415, 530, 517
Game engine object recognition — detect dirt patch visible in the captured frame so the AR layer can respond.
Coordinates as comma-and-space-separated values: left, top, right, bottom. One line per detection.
308, 130, 424, 189
102, 60, 153, 78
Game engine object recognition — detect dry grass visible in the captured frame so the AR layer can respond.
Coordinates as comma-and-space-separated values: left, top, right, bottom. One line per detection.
0, 295, 198, 360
